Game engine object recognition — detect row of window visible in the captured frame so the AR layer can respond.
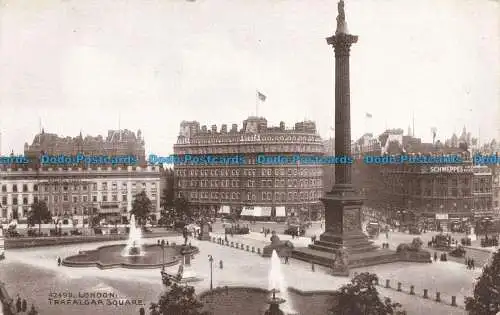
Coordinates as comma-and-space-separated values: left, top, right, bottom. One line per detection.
175, 168, 322, 178
180, 178, 323, 189
185, 190, 322, 202
1, 193, 157, 205
177, 142, 322, 153
1, 182, 157, 193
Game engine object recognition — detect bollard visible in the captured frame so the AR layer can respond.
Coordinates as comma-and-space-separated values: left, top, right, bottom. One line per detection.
436, 292, 441, 302
423, 289, 428, 299
397, 282, 402, 292
385, 280, 390, 288
410, 285, 415, 295
252, 247, 255, 253
451, 296, 457, 306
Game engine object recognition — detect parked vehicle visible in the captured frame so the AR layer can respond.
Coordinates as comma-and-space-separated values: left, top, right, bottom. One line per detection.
70, 229, 82, 236
366, 222, 380, 238
284, 225, 305, 236
409, 226, 421, 235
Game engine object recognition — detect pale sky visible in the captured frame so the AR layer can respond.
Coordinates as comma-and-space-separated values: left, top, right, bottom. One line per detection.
0, 0, 499, 155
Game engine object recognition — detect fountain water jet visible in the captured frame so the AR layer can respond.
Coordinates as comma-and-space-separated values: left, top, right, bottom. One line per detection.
268, 250, 297, 315
121, 215, 144, 257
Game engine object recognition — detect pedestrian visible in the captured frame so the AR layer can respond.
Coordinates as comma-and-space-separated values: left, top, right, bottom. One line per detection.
311, 261, 315, 272
157, 240, 160, 245
434, 252, 438, 261
22, 299, 27, 312
219, 260, 223, 269
161, 239, 165, 247
57, 256, 61, 266
471, 258, 475, 269
28, 304, 38, 315
285, 255, 289, 264
16, 295, 22, 312
139, 307, 145, 315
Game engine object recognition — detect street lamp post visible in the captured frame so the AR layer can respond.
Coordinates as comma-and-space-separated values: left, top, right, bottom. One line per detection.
208, 255, 214, 290
162, 244, 165, 270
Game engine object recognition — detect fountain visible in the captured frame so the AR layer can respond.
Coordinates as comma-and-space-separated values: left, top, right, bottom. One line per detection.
121, 215, 144, 257
268, 250, 298, 315
62, 214, 199, 269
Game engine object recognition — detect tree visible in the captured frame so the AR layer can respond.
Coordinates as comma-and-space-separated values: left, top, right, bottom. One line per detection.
150, 272, 210, 315
160, 168, 175, 210
131, 191, 153, 226
27, 200, 52, 235
465, 249, 500, 315
173, 195, 191, 219
330, 272, 406, 315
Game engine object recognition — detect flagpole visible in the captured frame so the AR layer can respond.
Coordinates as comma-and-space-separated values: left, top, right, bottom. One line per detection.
255, 91, 260, 117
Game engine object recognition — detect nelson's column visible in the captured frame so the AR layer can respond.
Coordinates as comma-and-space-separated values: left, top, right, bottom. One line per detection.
293, 0, 387, 275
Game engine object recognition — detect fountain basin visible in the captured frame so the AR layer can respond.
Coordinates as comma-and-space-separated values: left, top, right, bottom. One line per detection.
200, 286, 337, 315
63, 244, 199, 269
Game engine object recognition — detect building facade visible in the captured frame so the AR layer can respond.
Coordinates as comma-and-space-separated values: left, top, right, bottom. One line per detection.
379, 157, 493, 231
24, 129, 146, 165
491, 165, 500, 218
173, 117, 324, 220
0, 166, 161, 224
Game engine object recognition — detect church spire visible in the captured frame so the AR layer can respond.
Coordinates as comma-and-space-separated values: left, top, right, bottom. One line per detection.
335, 0, 349, 35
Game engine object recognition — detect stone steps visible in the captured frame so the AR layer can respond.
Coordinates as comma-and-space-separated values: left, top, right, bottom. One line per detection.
291, 248, 401, 269
308, 243, 378, 255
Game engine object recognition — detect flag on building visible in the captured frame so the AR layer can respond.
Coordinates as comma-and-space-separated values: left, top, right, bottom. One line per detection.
365, 113, 372, 118
257, 91, 267, 102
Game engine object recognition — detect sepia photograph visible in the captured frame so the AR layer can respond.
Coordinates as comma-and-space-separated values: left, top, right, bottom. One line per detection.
0, 0, 499, 314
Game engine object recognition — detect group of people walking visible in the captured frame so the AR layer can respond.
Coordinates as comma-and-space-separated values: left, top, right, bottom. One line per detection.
465, 257, 476, 269
14, 295, 38, 315
433, 252, 448, 261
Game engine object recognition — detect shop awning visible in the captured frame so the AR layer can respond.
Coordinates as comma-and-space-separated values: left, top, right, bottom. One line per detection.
259, 207, 272, 217
276, 206, 286, 217
219, 205, 230, 214
241, 207, 272, 217
241, 207, 254, 216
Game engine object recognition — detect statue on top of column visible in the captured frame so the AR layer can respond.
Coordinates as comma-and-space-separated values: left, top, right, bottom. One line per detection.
336, 0, 348, 35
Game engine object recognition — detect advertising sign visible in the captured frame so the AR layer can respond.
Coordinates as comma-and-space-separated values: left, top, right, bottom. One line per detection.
435, 213, 449, 220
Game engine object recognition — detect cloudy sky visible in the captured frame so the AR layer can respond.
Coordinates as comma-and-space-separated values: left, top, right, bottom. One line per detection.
0, 0, 498, 155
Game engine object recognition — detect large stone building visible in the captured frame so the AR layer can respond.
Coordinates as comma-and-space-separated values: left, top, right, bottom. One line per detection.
24, 129, 146, 166
348, 128, 497, 229
173, 117, 324, 220
0, 129, 159, 224
0, 165, 161, 224
380, 156, 493, 231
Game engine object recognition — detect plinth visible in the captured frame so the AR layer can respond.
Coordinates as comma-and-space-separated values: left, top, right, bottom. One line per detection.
198, 222, 211, 241
291, 186, 401, 272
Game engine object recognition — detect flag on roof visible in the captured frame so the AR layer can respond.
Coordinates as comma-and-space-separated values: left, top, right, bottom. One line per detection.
257, 91, 267, 102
